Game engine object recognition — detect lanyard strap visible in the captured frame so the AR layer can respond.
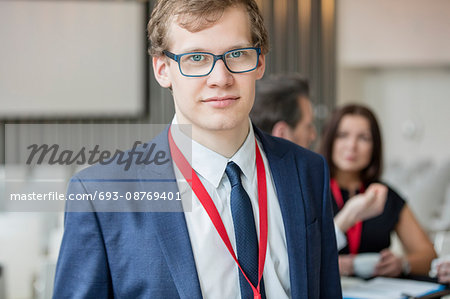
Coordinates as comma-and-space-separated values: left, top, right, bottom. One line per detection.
330, 178, 364, 254
168, 127, 268, 299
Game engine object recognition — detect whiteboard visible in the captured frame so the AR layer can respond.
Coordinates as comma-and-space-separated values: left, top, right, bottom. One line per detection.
0, 1, 147, 119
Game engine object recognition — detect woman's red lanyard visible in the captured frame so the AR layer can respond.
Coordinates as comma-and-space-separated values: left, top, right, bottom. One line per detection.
330, 178, 365, 254
168, 127, 268, 299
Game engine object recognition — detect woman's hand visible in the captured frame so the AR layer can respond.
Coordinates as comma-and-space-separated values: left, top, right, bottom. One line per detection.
339, 254, 355, 276
359, 183, 388, 220
335, 183, 388, 232
373, 249, 403, 277
437, 261, 450, 284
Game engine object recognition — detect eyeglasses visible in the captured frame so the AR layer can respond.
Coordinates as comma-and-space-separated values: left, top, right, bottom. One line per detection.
163, 47, 261, 77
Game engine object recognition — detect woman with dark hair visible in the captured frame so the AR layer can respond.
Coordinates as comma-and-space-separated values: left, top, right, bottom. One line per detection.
320, 104, 436, 277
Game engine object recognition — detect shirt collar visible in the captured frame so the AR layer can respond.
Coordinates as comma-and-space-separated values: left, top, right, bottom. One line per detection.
229, 122, 256, 183
170, 116, 256, 188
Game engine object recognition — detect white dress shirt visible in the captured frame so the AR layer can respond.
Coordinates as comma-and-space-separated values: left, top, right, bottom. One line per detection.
170, 117, 291, 299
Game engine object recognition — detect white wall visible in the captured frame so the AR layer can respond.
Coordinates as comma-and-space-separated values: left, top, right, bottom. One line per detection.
337, 0, 450, 67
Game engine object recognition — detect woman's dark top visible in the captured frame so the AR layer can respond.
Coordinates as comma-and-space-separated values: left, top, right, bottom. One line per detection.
331, 183, 406, 254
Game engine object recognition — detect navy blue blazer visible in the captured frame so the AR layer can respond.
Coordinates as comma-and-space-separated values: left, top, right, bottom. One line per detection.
53, 126, 342, 298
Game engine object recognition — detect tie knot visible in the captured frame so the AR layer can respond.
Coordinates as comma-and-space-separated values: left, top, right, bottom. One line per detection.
225, 161, 242, 187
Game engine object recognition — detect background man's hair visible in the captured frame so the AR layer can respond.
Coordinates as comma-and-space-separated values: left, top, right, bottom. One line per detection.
147, 0, 269, 56
251, 73, 310, 134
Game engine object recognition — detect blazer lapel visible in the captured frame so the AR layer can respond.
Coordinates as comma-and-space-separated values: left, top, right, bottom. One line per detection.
255, 127, 309, 298
138, 126, 202, 298
151, 212, 203, 298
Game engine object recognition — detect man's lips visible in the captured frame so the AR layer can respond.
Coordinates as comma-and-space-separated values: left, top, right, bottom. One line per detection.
203, 96, 239, 102
202, 96, 240, 108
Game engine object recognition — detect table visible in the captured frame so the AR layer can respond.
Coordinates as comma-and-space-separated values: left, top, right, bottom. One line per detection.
341, 276, 450, 299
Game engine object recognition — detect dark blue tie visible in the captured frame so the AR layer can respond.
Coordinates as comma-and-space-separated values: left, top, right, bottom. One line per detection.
225, 161, 266, 299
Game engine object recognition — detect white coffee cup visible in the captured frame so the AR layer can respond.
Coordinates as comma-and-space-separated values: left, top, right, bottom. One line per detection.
353, 253, 380, 278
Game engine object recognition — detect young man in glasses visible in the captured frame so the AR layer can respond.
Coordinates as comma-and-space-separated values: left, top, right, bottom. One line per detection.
53, 0, 341, 298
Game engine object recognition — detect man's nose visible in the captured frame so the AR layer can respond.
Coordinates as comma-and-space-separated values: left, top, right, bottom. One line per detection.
206, 59, 234, 87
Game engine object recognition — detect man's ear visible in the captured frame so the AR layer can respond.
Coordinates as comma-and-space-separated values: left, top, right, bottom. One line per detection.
255, 54, 266, 80
271, 121, 291, 139
152, 56, 172, 88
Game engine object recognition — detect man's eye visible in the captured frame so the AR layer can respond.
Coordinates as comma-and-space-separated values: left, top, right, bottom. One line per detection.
189, 54, 204, 62
230, 51, 243, 58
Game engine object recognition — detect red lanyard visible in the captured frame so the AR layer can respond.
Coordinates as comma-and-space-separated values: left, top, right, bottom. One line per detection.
330, 178, 365, 254
168, 127, 268, 299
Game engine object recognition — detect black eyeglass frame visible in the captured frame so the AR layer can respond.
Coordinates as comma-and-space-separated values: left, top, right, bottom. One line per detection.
163, 47, 261, 77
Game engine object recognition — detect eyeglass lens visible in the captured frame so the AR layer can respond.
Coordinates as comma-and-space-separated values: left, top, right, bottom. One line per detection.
179, 49, 258, 76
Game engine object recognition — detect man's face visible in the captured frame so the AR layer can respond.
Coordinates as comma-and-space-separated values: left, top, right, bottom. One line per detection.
153, 5, 265, 136
287, 97, 316, 148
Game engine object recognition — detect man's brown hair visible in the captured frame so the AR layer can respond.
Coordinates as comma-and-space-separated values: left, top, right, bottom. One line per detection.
251, 74, 310, 134
147, 0, 269, 56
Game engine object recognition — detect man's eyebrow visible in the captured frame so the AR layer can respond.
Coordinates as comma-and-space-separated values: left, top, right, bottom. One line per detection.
177, 47, 210, 53
177, 44, 254, 54
226, 44, 254, 51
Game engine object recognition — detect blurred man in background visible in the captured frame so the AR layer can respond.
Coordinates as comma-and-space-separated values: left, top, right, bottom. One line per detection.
251, 74, 316, 148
